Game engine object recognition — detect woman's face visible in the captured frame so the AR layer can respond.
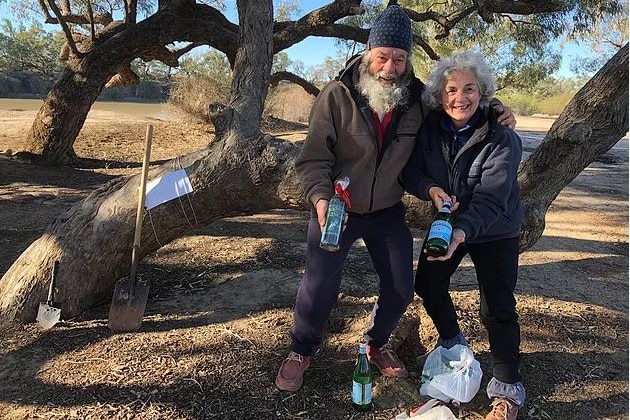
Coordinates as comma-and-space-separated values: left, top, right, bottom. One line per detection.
441, 69, 480, 128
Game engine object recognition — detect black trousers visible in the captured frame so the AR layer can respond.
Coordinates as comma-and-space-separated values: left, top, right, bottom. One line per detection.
415, 236, 522, 384
290, 202, 414, 356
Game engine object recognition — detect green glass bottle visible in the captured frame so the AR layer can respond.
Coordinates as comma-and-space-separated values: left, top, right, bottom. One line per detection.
352, 343, 373, 412
320, 177, 350, 252
425, 199, 453, 257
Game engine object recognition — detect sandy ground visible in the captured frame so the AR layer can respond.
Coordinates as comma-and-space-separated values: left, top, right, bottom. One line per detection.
0, 109, 627, 420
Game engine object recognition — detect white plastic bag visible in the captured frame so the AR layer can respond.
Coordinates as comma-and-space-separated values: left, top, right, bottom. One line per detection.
390, 399, 457, 420
419, 344, 483, 404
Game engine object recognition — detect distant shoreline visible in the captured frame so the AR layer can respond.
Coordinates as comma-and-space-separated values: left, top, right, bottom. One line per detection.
0, 98, 174, 121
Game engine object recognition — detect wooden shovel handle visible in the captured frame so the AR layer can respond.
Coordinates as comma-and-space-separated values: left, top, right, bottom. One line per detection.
129, 125, 152, 282
47, 260, 59, 303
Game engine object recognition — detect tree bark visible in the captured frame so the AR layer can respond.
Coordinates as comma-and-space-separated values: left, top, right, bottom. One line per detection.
0, 0, 299, 324
1, 8, 628, 324
25, 3, 240, 165
518, 43, 629, 251
26, 65, 111, 165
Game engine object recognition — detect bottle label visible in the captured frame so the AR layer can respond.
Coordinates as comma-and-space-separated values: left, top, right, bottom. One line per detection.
427, 220, 452, 242
352, 380, 372, 404
320, 198, 345, 250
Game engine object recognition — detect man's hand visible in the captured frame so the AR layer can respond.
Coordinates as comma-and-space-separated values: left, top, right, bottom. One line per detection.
427, 228, 466, 261
493, 104, 516, 130
315, 199, 329, 230
428, 186, 460, 212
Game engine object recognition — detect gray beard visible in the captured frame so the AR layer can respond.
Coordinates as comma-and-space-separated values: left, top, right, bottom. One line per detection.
357, 65, 411, 120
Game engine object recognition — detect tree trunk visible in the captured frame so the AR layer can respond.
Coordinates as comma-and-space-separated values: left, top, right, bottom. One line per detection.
24, 3, 240, 166
518, 43, 629, 251
1, 30, 627, 325
0, 137, 303, 324
26, 64, 112, 165
0, 0, 293, 324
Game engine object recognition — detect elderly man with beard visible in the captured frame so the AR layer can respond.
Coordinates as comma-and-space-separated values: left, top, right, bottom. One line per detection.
275, 5, 513, 392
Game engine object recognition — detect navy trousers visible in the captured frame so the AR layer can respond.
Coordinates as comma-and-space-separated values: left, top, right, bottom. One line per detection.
290, 202, 415, 356
415, 236, 522, 384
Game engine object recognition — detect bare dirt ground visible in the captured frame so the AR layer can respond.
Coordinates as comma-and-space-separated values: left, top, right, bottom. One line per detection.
0, 108, 628, 420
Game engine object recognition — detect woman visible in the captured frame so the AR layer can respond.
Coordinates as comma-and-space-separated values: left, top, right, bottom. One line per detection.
403, 51, 525, 420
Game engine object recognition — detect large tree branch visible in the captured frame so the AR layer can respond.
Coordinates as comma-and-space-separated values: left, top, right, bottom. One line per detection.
46, 0, 83, 57
270, 71, 320, 97
274, 0, 363, 51
518, 43, 629, 250
125, 0, 138, 24
475, 0, 566, 16
43, 12, 113, 25
86, 0, 96, 39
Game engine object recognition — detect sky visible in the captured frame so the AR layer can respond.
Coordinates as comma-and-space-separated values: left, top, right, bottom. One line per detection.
0, 0, 591, 78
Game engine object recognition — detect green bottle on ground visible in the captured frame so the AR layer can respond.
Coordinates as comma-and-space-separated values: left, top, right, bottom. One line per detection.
425, 199, 453, 257
352, 343, 373, 412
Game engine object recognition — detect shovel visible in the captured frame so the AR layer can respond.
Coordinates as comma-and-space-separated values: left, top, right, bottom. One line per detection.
108, 125, 153, 332
37, 260, 62, 329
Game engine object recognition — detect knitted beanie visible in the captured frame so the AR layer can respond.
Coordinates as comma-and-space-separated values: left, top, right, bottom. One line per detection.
367, 5, 413, 53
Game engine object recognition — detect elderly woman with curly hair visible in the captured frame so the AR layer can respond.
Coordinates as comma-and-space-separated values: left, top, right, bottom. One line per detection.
403, 50, 525, 420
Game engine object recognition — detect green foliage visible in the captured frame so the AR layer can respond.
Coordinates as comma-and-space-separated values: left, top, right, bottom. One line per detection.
170, 49, 232, 119
131, 58, 172, 83
401, 0, 623, 86
498, 89, 576, 116
568, 0, 628, 76
497, 93, 541, 116
99, 80, 167, 102
0, 20, 64, 78
275, 0, 300, 21
493, 42, 561, 92
538, 93, 575, 115
180, 49, 231, 80
525, 75, 588, 97
312, 55, 345, 83
272, 52, 292, 73
173, 49, 232, 116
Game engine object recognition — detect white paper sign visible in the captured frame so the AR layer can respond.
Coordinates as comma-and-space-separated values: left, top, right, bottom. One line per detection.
145, 169, 193, 210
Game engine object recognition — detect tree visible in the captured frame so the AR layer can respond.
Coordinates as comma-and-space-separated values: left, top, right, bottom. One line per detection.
568, 0, 629, 76
0, 20, 65, 79
0, 1, 627, 324
518, 43, 628, 250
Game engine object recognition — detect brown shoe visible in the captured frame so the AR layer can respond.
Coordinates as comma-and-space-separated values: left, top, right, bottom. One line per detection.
485, 397, 519, 420
367, 343, 408, 378
275, 351, 311, 391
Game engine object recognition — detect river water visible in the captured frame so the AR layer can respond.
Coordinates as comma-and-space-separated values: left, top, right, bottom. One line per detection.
0, 98, 172, 120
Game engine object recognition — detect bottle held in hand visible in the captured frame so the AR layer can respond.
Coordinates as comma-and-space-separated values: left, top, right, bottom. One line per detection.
425, 199, 453, 257
320, 177, 351, 251
352, 343, 373, 412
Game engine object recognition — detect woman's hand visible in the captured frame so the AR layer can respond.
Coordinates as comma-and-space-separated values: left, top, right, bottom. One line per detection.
427, 228, 466, 261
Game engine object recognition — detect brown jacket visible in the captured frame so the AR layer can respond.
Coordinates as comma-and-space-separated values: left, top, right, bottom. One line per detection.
295, 55, 426, 215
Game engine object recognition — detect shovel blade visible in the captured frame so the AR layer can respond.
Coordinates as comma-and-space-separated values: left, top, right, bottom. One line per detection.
108, 277, 149, 332
37, 303, 61, 330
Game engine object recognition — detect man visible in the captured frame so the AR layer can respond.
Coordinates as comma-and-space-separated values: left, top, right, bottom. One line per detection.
275, 5, 514, 392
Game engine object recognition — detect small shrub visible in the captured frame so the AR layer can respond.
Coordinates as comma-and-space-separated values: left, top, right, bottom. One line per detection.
497, 93, 540, 116
169, 74, 231, 120
265, 82, 314, 123
538, 93, 574, 116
